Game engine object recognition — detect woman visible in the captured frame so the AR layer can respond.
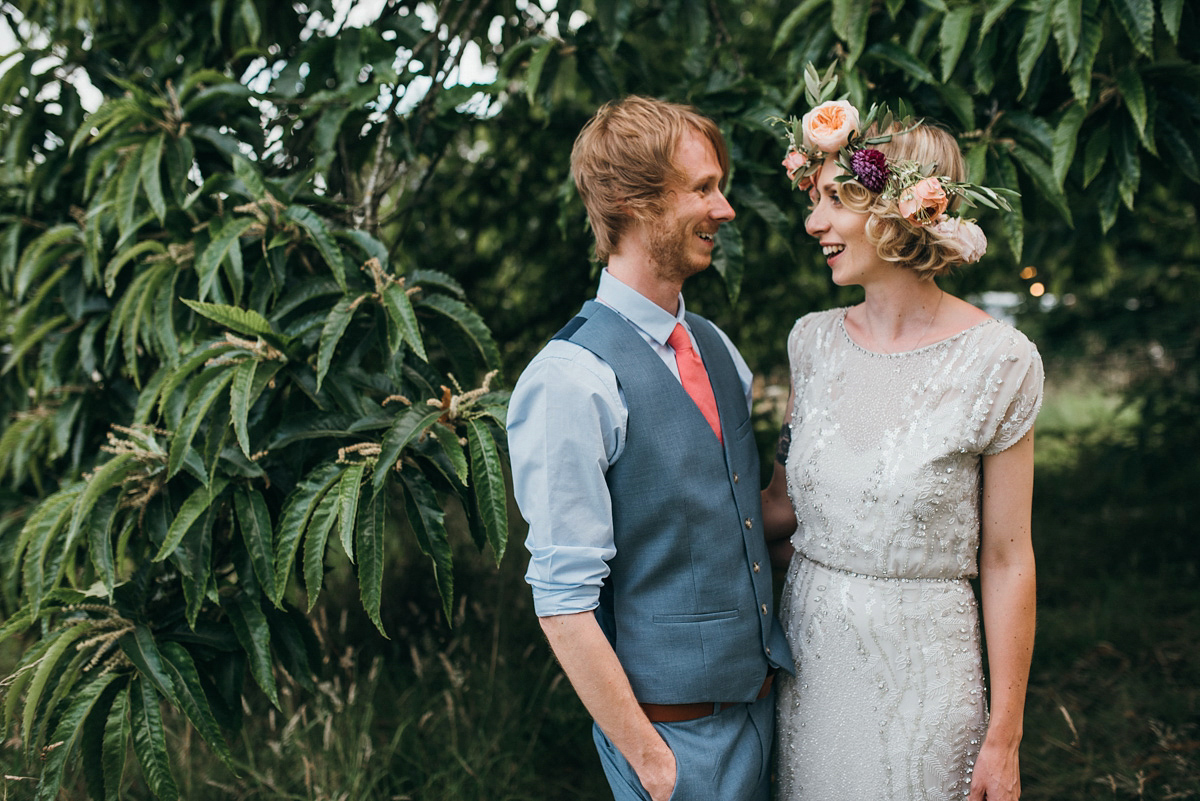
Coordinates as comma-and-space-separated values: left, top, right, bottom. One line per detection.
763, 92, 1042, 801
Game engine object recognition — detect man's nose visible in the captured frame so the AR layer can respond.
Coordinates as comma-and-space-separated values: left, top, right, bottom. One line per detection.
711, 190, 735, 222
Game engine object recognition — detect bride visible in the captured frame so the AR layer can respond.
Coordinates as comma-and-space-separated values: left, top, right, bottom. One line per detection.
762, 80, 1043, 801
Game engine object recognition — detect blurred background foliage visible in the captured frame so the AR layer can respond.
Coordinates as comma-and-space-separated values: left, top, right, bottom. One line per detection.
0, 0, 1196, 798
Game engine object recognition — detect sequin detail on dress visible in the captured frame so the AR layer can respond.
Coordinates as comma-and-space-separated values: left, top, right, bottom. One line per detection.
775, 307, 1043, 800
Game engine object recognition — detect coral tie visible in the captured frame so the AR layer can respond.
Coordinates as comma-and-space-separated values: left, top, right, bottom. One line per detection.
667, 323, 723, 444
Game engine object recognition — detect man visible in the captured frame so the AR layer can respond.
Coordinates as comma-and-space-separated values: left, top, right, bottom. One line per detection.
507, 96, 792, 801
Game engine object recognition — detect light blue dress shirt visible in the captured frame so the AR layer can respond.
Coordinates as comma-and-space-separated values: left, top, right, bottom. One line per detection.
507, 270, 755, 617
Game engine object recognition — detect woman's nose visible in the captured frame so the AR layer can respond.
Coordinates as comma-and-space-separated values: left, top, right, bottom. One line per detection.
805, 204, 827, 237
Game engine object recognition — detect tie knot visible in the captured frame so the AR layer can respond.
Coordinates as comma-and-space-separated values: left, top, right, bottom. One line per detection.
668, 323, 693, 353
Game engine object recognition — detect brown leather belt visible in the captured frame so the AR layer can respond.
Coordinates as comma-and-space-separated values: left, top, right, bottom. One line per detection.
639, 670, 775, 723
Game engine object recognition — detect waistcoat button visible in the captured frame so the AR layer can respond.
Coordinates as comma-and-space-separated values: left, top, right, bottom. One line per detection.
733, 472, 739, 483
760, 603, 768, 614
752, 562, 761, 573
744, 518, 753, 529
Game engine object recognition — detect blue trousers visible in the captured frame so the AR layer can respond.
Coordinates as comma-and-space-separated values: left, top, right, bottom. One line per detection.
592, 690, 775, 801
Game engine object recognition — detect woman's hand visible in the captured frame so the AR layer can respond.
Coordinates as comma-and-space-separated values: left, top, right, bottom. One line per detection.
968, 738, 1021, 800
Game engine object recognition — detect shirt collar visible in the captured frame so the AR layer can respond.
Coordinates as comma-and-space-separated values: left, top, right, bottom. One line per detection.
597, 269, 687, 346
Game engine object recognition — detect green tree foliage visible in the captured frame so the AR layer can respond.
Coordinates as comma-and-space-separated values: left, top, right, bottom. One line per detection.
1, 0, 1197, 797
0, 1, 516, 796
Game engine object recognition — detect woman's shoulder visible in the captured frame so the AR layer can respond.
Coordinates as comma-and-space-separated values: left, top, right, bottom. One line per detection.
789, 306, 847, 340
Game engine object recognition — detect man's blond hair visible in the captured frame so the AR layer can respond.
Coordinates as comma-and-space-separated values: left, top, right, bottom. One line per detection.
571, 96, 729, 263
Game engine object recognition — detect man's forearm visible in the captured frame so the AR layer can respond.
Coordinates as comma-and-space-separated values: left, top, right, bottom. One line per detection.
539, 611, 676, 799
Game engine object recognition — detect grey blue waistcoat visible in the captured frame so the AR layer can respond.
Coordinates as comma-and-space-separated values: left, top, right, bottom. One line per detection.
555, 301, 792, 705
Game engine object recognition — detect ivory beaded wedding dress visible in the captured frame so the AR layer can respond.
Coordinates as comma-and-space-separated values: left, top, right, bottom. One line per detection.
775, 308, 1043, 800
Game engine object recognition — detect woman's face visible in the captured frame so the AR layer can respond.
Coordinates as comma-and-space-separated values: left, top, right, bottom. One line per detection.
804, 160, 887, 287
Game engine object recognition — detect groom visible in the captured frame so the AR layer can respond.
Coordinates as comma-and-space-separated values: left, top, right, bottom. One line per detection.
507, 96, 792, 801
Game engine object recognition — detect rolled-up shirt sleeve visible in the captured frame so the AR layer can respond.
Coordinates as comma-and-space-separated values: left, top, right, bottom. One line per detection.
507, 341, 626, 617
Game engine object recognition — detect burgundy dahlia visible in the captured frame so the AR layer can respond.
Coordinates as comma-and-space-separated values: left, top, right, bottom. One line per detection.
851, 149, 890, 193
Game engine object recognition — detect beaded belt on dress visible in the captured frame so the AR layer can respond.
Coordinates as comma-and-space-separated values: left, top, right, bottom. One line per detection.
797, 552, 972, 584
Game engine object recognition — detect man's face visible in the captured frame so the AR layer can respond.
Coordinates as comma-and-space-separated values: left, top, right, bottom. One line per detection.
646, 129, 735, 282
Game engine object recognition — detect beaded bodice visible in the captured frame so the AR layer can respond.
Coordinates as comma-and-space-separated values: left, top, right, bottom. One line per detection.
784, 307, 1043, 581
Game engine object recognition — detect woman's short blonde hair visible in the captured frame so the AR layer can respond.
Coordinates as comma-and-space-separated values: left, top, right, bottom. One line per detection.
840, 123, 972, 279
571, 96, 729, 263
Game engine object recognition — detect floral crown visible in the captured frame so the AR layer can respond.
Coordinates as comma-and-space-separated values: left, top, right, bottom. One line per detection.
774, 64, 1018, 263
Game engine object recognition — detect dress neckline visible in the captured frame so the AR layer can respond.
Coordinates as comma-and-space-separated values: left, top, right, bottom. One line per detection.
838, 307, 995, 358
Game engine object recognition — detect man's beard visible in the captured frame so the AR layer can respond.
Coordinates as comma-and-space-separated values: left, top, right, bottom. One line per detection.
647, 218, 708, 283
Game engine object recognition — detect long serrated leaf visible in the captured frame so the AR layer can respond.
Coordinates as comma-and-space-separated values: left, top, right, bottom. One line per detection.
130, 676, 180, 801
431, 423, 469, 484
22, 622, 91, 760
830, 0, 869, 63
2, 313, 68, 375
282, 205, 346, 290
139, 133, 166, 222
1109, 0, 1154, 56
400, 472, 452, 622
302, 479, 342, 611
234, 486, 274, 593
116, 151, 141, 238
939, 6, 973, 82
167, 367, 235, 480
1160, 0, 1183, 41
356, 496, 388, 636
87, 492, 123, 599
195, 217, 259, 303
101, 685, 130, 801
34, 671, 121, 801
994, 152, 1025, 260
316, 294, 364, 392
103, 240, 166, 297
382, 283, 427, 362
22, 485, 84, 618
371, 406, 444, 498
225, 592, 280, 708
1082, 123, 1110, 187
1016, 0, 1053, 97
712, 221, 744, 303
1050, 0, 1082, 65
1069, 0, 1102, 102
155, 476, 228, 561
336, 462, 365, 562
15, 223, 77, 302
416, 293, 501, 369
119, 625, 179, 704
466, 418, 508, 564
1116, 66, 1148, 141
865, 42, 936, 85
159, 642, 235, 770
182, 299, 277, 341
1010, 143, 1073, 226
272, 462, 343, 603
1052, 103, 1087, 188
229, 359, 258, 458
67, 452, 137, 555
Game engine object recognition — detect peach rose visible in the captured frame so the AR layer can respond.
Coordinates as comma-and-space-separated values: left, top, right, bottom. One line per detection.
782, 149, 808, 181
801, 100, 861, 153
899, 177, 949, 224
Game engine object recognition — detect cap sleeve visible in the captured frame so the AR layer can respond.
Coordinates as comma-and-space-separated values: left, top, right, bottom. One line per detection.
981, 330, 1045, 455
